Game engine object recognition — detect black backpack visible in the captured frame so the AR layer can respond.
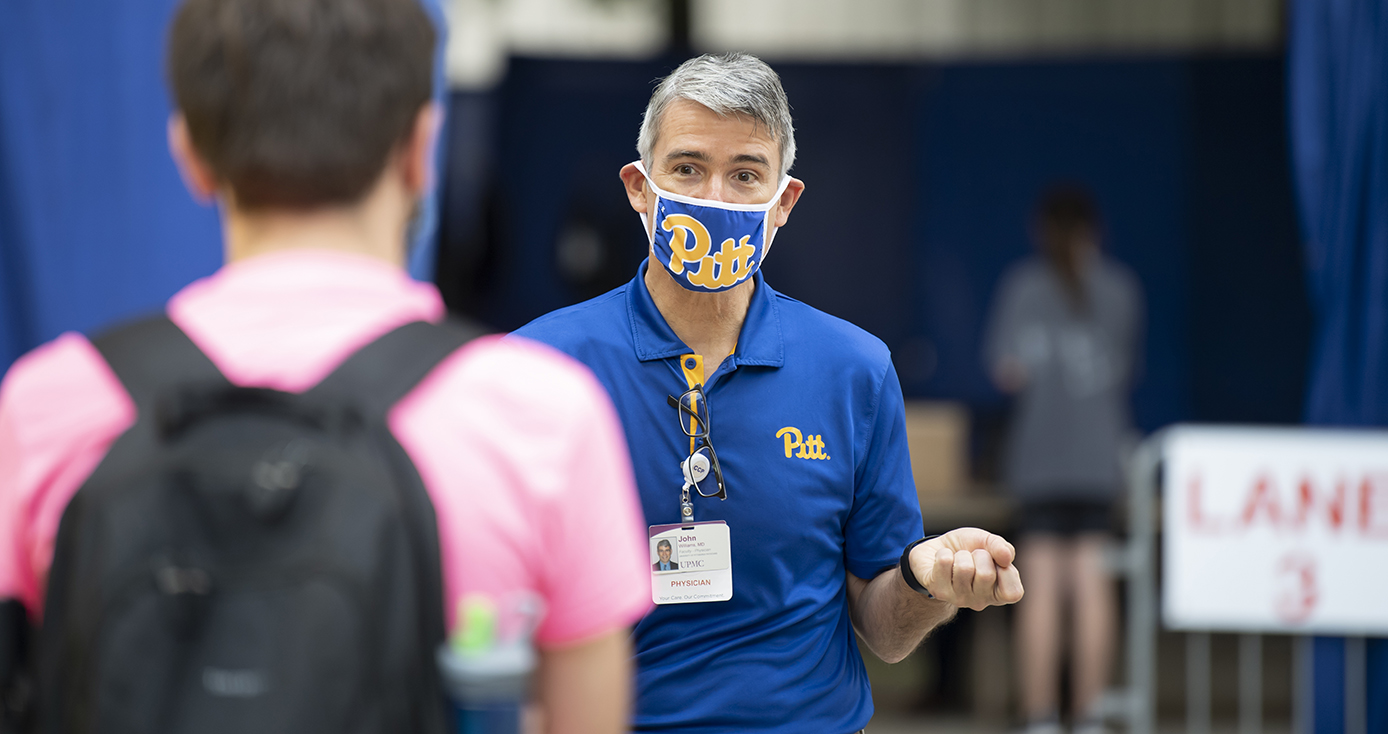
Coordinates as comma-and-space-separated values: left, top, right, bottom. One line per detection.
34, 316, 481, 734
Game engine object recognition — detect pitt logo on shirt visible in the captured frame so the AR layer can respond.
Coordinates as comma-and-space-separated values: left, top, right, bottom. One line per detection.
776, 427, 830, 461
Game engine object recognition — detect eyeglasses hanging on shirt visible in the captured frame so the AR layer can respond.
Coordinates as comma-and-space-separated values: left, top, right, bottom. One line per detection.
648, 385, 736, 604
667, 384, 726, 522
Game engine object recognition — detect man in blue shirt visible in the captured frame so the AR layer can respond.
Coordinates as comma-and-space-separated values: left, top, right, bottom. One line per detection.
515, 52, 1024, 733
653, 539, 679, 571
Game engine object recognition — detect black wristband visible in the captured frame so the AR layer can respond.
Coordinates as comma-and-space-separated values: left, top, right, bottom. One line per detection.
899, 535, 941, 598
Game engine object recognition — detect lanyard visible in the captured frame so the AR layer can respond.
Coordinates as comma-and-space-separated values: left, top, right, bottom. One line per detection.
678, 354, 704, 523
673, 347, 735, 523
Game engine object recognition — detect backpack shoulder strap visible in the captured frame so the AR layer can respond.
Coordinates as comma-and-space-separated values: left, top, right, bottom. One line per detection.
40, 317, 229, 731
89, 314, 229, 411
307, 318, 488, 418
307, 318, 486, 734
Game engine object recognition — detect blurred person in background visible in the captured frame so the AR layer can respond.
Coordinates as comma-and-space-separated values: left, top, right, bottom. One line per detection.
984, 186, 1144, 734
0, 0, 649, 731
515, 52, 1024, 733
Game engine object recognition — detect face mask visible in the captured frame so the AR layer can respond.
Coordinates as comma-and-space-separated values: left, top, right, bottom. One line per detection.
635, 160, 792, 293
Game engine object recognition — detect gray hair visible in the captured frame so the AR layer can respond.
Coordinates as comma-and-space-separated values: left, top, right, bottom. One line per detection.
637, 52, 797, 177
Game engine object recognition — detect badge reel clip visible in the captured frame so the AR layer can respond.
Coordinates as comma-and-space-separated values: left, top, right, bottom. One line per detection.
679, 450, 712, 526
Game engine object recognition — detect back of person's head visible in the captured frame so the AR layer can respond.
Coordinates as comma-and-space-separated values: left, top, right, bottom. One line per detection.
1034, 184, 1100, 310
166, 0, 435, 210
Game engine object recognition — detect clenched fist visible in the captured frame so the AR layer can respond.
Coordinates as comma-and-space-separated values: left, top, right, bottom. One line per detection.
909, 527, 1025, 611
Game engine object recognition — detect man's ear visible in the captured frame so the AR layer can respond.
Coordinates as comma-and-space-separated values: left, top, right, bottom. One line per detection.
772, 177, 805, 228
401, 103, 443, 198
619, 162, 650, 215
167, 114, 218, 204
619, 162, 656, 241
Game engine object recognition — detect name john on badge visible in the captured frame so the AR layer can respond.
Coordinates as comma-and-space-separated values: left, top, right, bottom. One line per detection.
648, 521, 732, 605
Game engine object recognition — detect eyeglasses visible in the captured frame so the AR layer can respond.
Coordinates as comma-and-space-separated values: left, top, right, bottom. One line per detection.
666, 384, 727, 500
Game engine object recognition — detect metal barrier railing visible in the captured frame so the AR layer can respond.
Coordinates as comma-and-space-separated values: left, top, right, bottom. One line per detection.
1102, 430, 1371, 734
1096, 435, 1158, 734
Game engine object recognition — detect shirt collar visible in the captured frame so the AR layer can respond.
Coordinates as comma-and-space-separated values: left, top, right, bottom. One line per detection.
626, 259, 784, 368
172, 248, 444, 322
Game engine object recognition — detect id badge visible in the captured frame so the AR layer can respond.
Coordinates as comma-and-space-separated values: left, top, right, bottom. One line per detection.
648, 521, 732, 605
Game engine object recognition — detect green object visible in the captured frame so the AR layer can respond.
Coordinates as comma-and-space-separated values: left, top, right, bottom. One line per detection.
451, 596, 497, 656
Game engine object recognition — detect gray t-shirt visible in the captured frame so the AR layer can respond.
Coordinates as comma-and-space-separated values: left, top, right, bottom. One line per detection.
984, 255, 1143, 501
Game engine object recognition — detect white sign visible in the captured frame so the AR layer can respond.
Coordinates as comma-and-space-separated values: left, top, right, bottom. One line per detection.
1163, 425, 1388, 635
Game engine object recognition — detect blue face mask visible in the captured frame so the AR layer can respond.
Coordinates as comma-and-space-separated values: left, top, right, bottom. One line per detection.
635, 160, 792, 293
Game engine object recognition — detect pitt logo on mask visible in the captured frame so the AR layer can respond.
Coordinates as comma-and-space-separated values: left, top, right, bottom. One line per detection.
662, 215, 757, 290
635, 160, 791, 293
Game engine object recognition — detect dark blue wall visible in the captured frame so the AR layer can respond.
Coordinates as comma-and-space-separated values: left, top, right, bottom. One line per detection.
1186, 58, 1310, 424
907, 60, 1191, 431
440, 54, 1310, 433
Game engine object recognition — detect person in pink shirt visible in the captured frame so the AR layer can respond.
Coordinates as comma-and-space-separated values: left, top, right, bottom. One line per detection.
0, 0, 651, 731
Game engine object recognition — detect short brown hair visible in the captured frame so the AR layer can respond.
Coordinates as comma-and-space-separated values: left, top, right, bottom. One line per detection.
167, 0, 435, 209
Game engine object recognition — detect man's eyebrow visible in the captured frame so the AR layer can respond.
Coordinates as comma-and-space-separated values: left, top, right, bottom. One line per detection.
732, 153, 771, 168
664, 150, 710, 163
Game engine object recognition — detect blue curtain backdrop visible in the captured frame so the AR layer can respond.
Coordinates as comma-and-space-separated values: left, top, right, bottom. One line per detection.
0, 0, 444, 376
0, 0, 222, 373
1289, 0, 1388, 731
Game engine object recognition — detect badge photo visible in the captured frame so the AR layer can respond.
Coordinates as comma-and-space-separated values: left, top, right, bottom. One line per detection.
651, 536, 681, 573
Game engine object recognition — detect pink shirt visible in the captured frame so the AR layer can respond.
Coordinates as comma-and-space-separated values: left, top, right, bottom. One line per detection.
0, 250, 652, 647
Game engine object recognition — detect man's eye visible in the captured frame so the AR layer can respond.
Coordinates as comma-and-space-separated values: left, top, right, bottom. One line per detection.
736, 172, 756, 183
676, 165, 695, 176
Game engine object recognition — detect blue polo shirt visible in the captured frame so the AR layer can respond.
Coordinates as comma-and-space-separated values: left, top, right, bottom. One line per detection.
514, 263, 923, 733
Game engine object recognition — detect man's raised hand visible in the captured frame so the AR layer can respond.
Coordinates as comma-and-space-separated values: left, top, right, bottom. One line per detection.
909, 527, 1024, 611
